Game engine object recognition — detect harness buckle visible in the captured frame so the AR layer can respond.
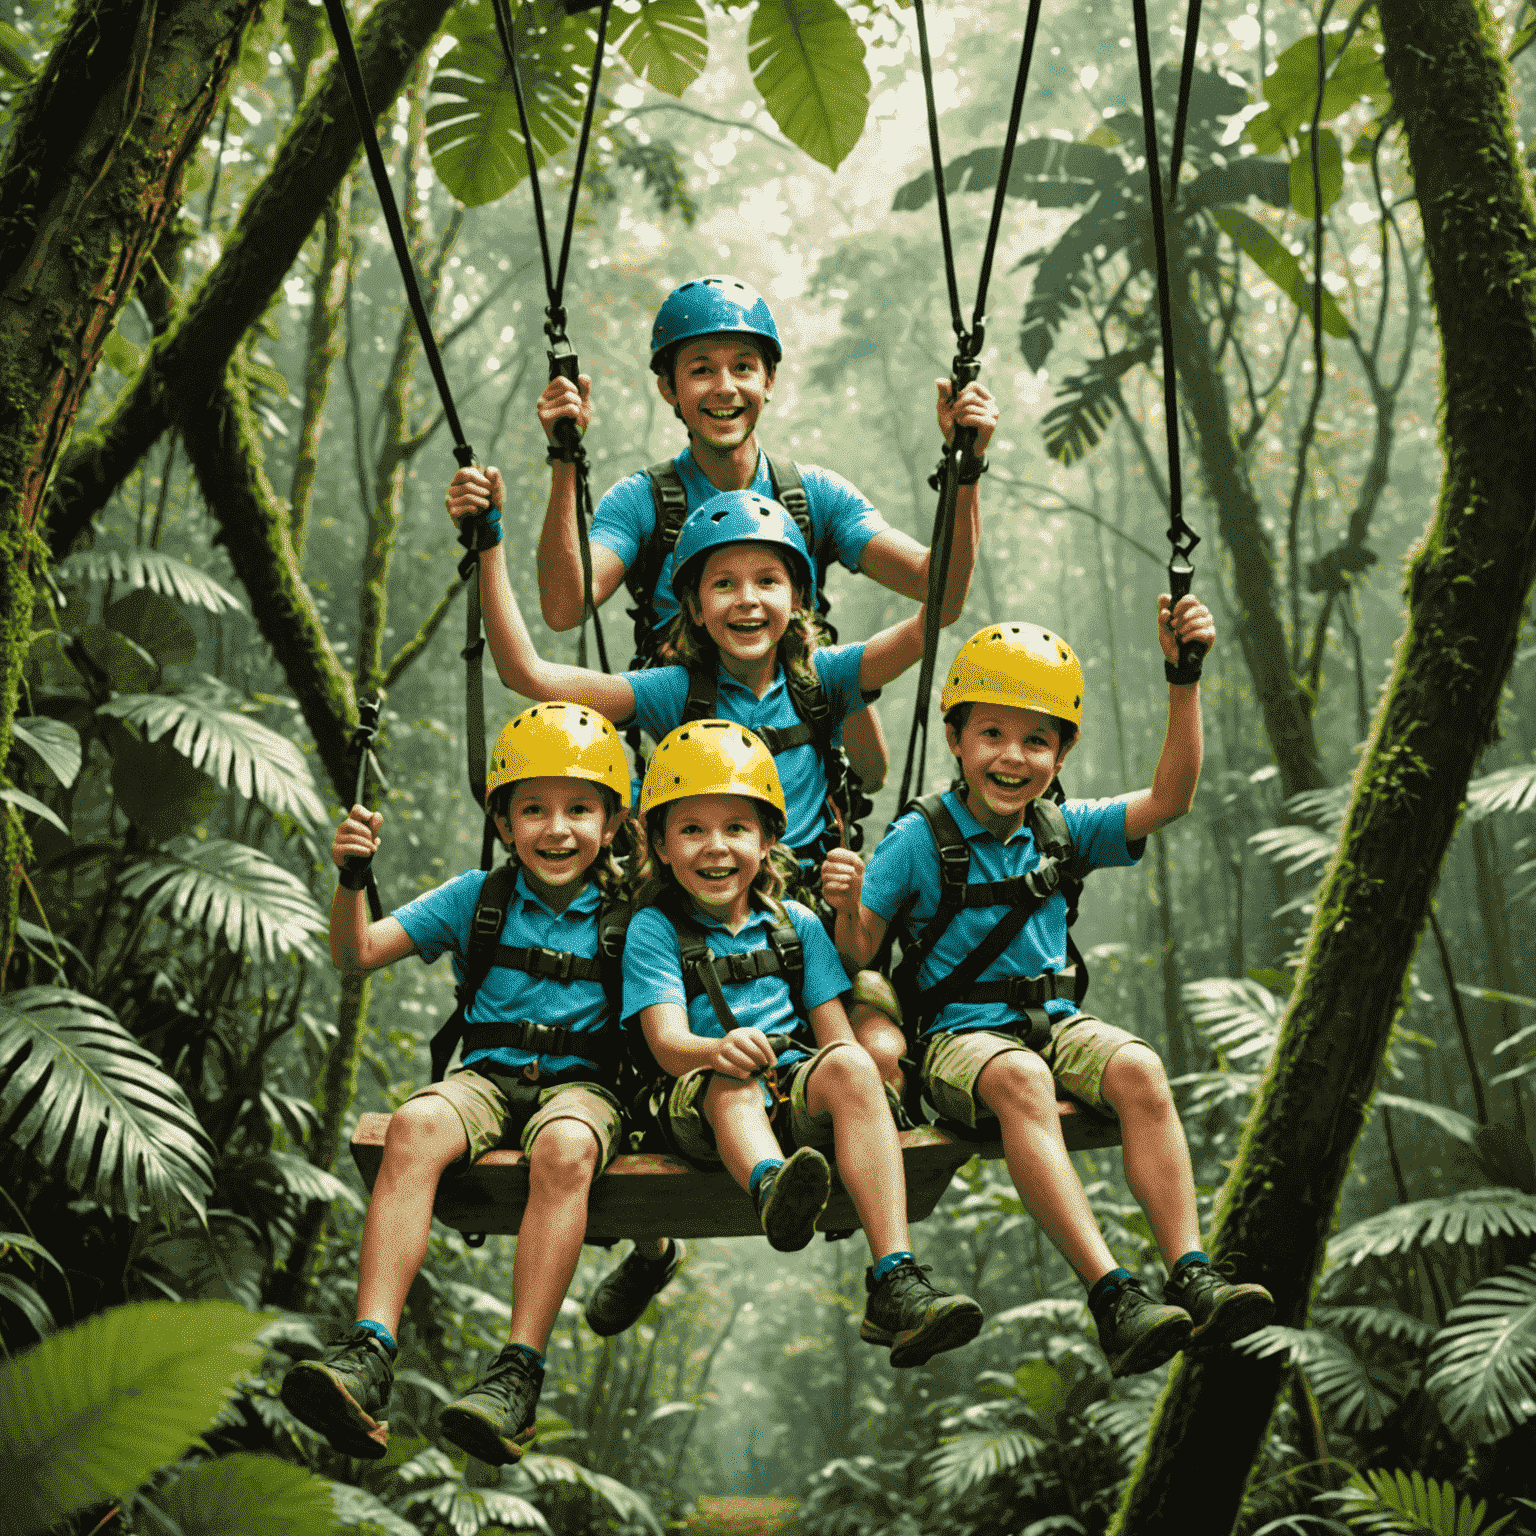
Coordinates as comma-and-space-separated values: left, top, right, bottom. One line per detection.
470, 902, 502, 940
533, 946, 574, 982
936, 842, 970, 887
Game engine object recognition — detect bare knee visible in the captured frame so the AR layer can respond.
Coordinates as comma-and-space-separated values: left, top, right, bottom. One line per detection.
850, 1009, 905, 1086
1101, 1044, 1174, 1122
813, 1042, 884, 1112
977, 1050, 1057, 1123
702, 1070, 761, 1125
384, 1096, 468, 1172
527, 1118, 599, 1190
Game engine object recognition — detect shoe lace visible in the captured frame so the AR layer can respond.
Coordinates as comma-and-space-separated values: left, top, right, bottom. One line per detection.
884, 1260, 941, 1300
478, 1348, 542, 1397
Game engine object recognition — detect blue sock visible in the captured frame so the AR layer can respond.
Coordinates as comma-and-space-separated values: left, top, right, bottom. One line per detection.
749, 1157, 784, 1205
502, 1342, 546, 1371
1173, 1249, 1209, 1275
870, 1250, 915, 1284
352, 1319, 397, 1355
1087, 1267, 1133, 1313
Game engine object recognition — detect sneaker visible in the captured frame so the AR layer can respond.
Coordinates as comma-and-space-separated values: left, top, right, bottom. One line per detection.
757, 1147, 831, 1252
1095, 1277, 1193, 1377
1164, 1261, 1275, 1349
860, 1260, 985, 1369
584, 1240, 686, 1337
279, 1328, 394, 1459
438, 1346, 544, 1466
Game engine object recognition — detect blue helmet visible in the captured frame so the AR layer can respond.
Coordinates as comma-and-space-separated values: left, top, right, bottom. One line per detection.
650, 276, 782, 375
671, 491, 815, 608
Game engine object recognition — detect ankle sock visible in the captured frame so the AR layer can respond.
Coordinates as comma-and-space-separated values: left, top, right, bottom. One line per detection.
749, 1157, 784, 1206
1087, 1267, 1133, 1316
1172, 1249, 1210, 1276
640, 1239, 676, 1268
870, 1250, 915, 1284
352, 1319, 398, 1355
500, 1342, 546, 1372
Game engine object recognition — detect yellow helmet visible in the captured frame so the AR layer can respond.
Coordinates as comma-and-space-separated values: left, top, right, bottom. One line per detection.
940, 624, 1085, 726
639, 719, 786, 830
485, 702, 629, 807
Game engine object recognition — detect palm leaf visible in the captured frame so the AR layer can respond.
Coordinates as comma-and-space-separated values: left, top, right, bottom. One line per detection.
120, 839, 327, 962
1285, 783, 1352, 830
1313, 1304, 1436, 1351
1327, 1189, 1536, 1270
0, 988, 215, 1223
330, 1482, 420, 1536
0, 1300, 266, 1536
1466, 762, 1536, 819
1375, 1093, 1477, 1146
1326, 1468, 1514, 1536
893, 136, 1124, 214
57, 548, 243, 614
1250, 822, 1337, 876
1234, 1326, 1399, 1431
925, 1429, 1042, 1496
400, 1479, 550, 1536
0, 1233, 64, 1341
1426, 1264, 1536, 1444
987, 1296, 1093, 1332
1085, 1376, 1161, 1466
515, 1454, 660, 1531
1041, 345, 1152, 464
1182, 977, 1286, 1065
1018, 190, 1136, 371
97, 688, 326, 828
241, 1152, 364, 1213
145, 1453, 335, 1536
11, 717, 82, 789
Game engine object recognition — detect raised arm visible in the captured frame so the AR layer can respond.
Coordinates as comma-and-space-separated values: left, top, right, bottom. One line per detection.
533, 373, 628, 632
330, 807, 416, 974
1121, 592, 1215, 842
819, 848, 889, 972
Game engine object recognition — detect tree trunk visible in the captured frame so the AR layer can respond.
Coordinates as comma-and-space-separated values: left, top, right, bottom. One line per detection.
1111, 4, 1536, 1531
0, 0, 259, 967
45, 0, 459, 560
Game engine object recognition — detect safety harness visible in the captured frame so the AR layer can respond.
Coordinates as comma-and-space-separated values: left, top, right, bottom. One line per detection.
891, 789, 1092, 1053
428, 863, 631, 1084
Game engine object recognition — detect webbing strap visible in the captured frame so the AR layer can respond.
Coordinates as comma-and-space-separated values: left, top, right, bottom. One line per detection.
343, 696, 385, 921
492, 944, 605, 984
491, 0, 615, 670
460, 1017, 613, 1065
1131, 0, 1208, 669
896, 0, 1045, 809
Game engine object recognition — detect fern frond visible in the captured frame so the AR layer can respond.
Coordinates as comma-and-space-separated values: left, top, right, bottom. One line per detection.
1233, 1326, 1400, 1431
1019, 191, 1135, 370
1283, 784, 1352, 831
1326, 1468, 1514, 1536
516, 1454, 661, 1531
1328, 1190, 1536, 1271
1040, 344, 1153, 464
1250, 823, 1337, 876
400, 1478, 550, 1536
987, 1297, 1093, 1332
1182, 977, 1286, 1065
1313, 1305, 1436, 1351
1426, 1264, 1536, 1444
0, 988, 214, 1223
1374, 1093, 1477, 1147
98, 687, 326, 827
925, 1429, 1042, 1496
330, 1482, 420, 1536
1466, 762, 1536, 819
58, 548, 243, 614
121, 839, 326, 962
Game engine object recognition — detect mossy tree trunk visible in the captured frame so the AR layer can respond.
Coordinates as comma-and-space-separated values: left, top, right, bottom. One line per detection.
0, 0, 260, 969
1111, 4, 1536, 1531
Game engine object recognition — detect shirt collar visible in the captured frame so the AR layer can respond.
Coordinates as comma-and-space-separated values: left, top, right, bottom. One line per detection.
511, 865, 603, 917
717, 661, 785, 699
942, 788, 1036, 848
689, 896, 780, 935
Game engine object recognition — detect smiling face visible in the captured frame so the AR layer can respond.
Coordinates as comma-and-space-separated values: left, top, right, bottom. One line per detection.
657, 335, 774, 457
653, 793, 773, 922
684, 544, 800, 666
946, 703, 1074, 837
493, 776, 623, 908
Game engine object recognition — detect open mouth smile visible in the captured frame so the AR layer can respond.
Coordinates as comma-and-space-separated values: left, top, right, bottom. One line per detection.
986, 773, 1028, 790
701, 406, 746, 421
695, 868, 738, 882
534, 848, 578, 863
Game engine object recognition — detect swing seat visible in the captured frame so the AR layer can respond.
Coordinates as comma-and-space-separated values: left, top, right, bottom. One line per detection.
348, 1100, 1120, 1241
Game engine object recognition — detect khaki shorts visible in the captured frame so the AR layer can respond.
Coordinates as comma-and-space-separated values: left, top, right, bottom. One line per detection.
665, 1040, 855, 1164
923, 1014, 1148, 1129
406, 1069, 622, 1168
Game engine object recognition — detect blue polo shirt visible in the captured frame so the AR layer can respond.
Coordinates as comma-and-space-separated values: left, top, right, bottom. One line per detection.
590, 447, 890, 636
625, 644, 872, 851
393, 866, 611, 1076
621, 897, 850, 1072
862, 791, 1143, 1039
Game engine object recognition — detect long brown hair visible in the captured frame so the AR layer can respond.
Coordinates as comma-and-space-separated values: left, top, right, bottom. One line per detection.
633, 801, 800, 913
487, 781, 628, 901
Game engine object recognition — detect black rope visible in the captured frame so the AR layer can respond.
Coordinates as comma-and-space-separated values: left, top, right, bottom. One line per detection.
344, 697, 385, 921
1131, 0, 1207, 667
490, 0, 614, 672
896, 0, 1044, 811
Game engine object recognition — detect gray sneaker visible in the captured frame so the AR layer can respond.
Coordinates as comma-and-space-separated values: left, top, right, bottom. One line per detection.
860, 1260, 984, 1368
584, 1240, 686, 1337
1163, 1261, 1274, 1349
439, 1346, 544, 1466
280, 1328, 394, 1459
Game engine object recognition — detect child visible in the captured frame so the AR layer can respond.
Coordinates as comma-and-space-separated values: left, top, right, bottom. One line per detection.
823, 609, 1276, 1378
625, 718, 984, 1367
445, 484, 972, 886
447, 272, 999, 794
280, 703, 681, 1464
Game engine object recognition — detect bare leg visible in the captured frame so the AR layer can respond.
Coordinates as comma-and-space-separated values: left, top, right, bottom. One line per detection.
978, 1051, 1118, 1284
356, 1097, 469, 1334
703, 1073, 783, 1187
851, 1006, 906, 1095
1100, 1044, 1201, 1267
805, 1044, 910, 1259
508, 1119, 599, 1353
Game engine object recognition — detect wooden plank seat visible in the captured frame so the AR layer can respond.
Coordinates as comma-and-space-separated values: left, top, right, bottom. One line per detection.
349, 1099, 1121, 1242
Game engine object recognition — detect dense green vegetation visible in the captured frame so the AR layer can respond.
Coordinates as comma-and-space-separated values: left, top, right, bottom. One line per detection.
3, 0, 1535, 1532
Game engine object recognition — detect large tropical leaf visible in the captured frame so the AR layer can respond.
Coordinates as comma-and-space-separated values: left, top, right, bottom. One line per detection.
241, 1152, 364, 1213
11, 718, 82, 789
1182, 977, 1286, 1065
330, 1482, 419, 1536
1250, 821, 1338, 876
1327, 1189, 1536, 1270
613, 0, 706, 97
1248, 33, 1390, 154
1374, 1093, 1477, 1146
56, 548, 243, 614
1426, 1264, 1536, 1444
145, 1454, 335, 1536
1213, 208, 1352, 338
1466, 762, 1536, 818
427, 7, 591, 207
1324, 1468, 1514, 1536
1234, 1326, 1399, 1431
925, 1428, 1042, 1496
0, 1301, 266, 1536
106, 589, 198, 667
1040, 343, 1153, 464
515, 1454, 660, 1531
121, 839, 327, 962
0, 1233, 64, 1341
98, 688, 326, 828
1018, 189, 1137, 370
1313, 1304, 1437, 1352
396, 1448, 549, 1536
893, 136, 1124, 214
747, 0, 868, 171
0, 988, 214, 1223
1182, 154, 1292, 213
